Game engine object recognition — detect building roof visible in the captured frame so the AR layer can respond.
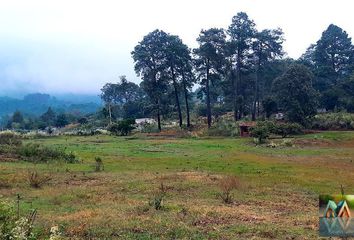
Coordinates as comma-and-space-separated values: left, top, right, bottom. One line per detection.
239, 121, 256, 127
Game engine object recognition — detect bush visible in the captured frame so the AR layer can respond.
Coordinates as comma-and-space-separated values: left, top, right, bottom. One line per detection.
218, 175, 242, 204
139, 123, 160, 133
94, 157, 104, 172
273, 122, 303, 138
149, 183, 168, 210
311, 113, 354, 130
251, 121, 303, 143
0, 132, 22, 146
250, 123, 271, 144
108, 119, 136, 136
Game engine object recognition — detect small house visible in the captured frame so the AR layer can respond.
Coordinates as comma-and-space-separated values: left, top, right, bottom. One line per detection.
239, 122, 256, 137
275, 112, 284, 120
135, 118, 156, 125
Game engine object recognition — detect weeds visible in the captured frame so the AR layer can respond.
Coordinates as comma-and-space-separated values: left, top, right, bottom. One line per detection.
0, 131, 22, 146
218, 175, 242, 204
28, 170, 51, 188
18, 143, 78, 163
149, 182, 168, 210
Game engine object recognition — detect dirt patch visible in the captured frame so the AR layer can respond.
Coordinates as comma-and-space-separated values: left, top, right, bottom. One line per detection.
294, 139, 333, 147
146, 129, 192, 138
63, 175, 103, 187
0, 153, 19, 162
57, 209, 97, 222
294, 138, 354, 148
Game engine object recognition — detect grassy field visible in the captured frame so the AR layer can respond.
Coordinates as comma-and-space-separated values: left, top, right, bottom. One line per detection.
1, 131, 354, 239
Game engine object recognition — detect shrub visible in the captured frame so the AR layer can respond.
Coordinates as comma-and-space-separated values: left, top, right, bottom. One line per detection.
251, 121, 303, 142
0, 132, 22, 146
250, 123, 271, 144
94, 157, 104, 172
149, 183, 167, 210
139, 123, 160, 133
218, 175, 242, 204
311, 113, 354, 130
273, 122, 303, 138
108, 119, 136, 136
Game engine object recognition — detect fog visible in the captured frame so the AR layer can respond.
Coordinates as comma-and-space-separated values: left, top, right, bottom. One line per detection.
0, 0, 353, 96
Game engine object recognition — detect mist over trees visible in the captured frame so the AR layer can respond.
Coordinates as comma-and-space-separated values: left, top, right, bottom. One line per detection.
19, 11, 349, 132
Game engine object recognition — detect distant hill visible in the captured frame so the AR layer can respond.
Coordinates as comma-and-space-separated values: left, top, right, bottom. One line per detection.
0, 93, 102, 118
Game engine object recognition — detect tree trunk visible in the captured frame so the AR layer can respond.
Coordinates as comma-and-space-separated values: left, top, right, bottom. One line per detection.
234, 50, 241, 121
232, 70, 238, 121
156, 99, 161, 131
206, 60, 212, 128
182, 72, 191, 128
108, 103, 112, 125
171, 66, 183, 127
252, 61, 260, 121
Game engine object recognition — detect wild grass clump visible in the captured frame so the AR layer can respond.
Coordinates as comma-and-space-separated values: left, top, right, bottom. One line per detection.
149, 182, 168, 210
28, 170, 51, 188
139, 123, 160, 133
218, 175, 242, 204
0, 131, 22, 146
206, 119, 239, 137
18, 143, 78, 163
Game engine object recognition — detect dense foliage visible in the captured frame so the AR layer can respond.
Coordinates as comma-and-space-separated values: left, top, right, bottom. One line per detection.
108, 119, 136, 136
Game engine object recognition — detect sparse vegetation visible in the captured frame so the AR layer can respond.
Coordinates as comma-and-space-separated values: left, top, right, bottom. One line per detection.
0, 132, 353, 238
149, 182, 168, 210
218, 175, 242, 204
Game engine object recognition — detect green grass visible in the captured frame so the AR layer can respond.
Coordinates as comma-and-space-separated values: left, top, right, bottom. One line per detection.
1, 131, 354, 239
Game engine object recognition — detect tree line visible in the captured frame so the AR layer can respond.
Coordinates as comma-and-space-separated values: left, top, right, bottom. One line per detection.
3, 107, 88, 130
101, 12, 354, 130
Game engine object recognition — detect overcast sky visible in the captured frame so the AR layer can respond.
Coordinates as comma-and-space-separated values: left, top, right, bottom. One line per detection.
0, 0, 353, 96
